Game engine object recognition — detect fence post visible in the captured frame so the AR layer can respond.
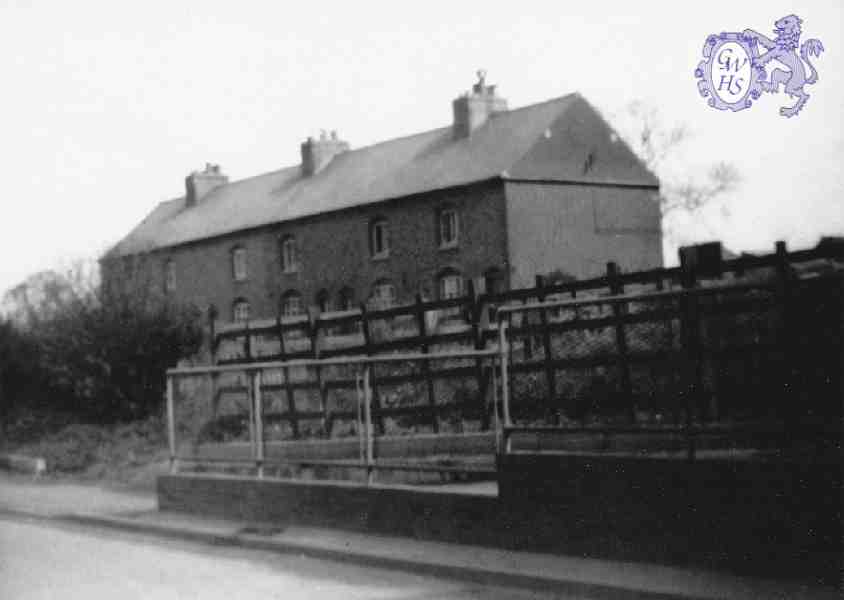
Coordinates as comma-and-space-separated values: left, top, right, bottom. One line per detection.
498, 316, 512, 453
535, 275, 556, 416
208, 306, 220, 418
166, 374, 177, 474
363, 365, 375, 485
207, 306, 218, 363
253, 369, 264, 479
355, 370, 365, 462
414, 294, 438, 433
310, 312, 330, 437
775, 241, 798, 441
491, 356, 501, 453
244, 319, 252, 362
678, 251, 701, 461
468, 280, 491, 430
277, 315, 299, 439
607, 262, 634, 423
246, 367, 256, 462
359, 302, 384, 434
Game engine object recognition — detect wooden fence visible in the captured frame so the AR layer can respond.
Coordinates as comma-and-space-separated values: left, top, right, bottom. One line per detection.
191, 240, 842, 439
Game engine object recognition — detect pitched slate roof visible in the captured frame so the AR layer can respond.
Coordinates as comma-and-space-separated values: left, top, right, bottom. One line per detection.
106, 93, 657, 257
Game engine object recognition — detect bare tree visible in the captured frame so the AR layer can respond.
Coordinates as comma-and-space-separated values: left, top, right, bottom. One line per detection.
618, 100, 741, 227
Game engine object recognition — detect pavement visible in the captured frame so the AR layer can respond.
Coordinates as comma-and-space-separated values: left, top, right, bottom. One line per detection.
1, 518, 552, 599
0, 472, 839, 600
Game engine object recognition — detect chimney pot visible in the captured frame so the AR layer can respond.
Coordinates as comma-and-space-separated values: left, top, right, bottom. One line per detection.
300, 131, 350, 177
185, 164, 228, 207
452, 70, 508, 139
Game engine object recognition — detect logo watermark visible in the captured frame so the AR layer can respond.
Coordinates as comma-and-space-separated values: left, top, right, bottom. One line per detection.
695, 15, 824, 117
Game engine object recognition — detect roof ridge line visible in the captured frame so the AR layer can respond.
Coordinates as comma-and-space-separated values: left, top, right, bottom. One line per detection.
218, 92, 579, 189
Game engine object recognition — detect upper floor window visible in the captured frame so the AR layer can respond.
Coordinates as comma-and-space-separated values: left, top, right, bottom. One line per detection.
369, 218, 389, 258
281, 290, 304, 318
232, 246, 247, 281
280, 235, 297, 273
371, 279, 396, 308
232, 298, 250, 322
438, 269, 463, 300
439, 208, 459, 248
164, 259, 176, 293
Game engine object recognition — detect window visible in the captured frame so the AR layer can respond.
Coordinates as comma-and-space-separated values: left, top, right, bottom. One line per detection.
483, 267, 503, 296
232, 246, 247, 281
164, 259, 176, 293
438, 269, 463, 300
337, 287, 355, 312
439, 208, 459, 247
280, 235, 297, 273
315, 289, 329, 313
369, 218, 389, 258
281, 290, 304, 318
336, 287, 357, 334
232, 298, 250, 322
371, 279, 396, 308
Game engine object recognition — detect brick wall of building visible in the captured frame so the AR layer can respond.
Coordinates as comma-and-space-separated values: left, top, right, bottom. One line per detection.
145, 179, 508, 321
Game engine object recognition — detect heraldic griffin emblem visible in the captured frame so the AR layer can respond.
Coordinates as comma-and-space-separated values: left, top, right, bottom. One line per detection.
696, 15, 824, 117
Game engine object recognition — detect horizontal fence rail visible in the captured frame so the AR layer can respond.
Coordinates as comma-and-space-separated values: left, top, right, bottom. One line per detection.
169, 348, 500, 375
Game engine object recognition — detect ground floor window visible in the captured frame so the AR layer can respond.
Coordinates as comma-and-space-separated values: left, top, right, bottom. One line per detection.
315, 289, 330, 313
232, 299, 250, 322
281, 291, 304, 317
371, 280, 396, 308
438, 270, 463, 300
337, 286, 355, 312
483, 267, 503, 296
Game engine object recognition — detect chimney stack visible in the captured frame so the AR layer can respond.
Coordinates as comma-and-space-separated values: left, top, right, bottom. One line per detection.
300, 130, 350, 176
452, 70, 508, 139
185, 163, 228, 207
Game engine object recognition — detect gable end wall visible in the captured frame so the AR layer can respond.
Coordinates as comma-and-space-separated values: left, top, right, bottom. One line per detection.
504, 181, 663, 287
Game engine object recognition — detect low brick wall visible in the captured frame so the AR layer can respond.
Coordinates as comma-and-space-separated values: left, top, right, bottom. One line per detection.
159, 474, 501, 545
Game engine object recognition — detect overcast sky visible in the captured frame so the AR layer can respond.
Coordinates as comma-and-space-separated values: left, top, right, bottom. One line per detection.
1, 0, 841, 296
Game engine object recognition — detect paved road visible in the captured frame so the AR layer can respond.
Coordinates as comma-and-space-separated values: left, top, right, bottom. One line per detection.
0, 516, 558, 599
